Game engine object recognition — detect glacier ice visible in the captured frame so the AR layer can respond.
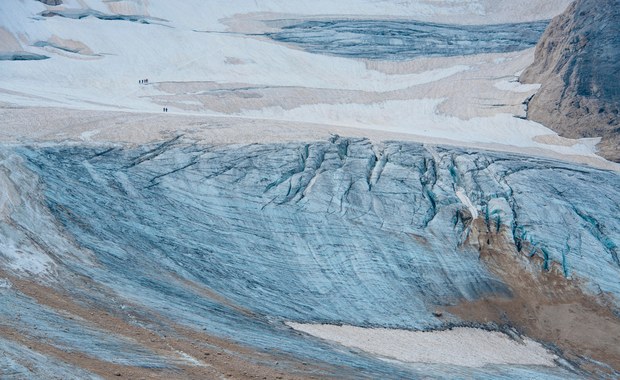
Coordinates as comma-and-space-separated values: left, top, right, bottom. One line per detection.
0, 137, 618, 378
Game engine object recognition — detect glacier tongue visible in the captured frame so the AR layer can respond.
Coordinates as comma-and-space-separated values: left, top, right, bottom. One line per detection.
1, 136, 619, 378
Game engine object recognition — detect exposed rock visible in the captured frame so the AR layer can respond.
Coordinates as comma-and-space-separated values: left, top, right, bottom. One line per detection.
521, 0, 620, 162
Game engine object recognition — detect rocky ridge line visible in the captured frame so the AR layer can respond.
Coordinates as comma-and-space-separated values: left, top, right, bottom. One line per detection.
521, 0, 620, 162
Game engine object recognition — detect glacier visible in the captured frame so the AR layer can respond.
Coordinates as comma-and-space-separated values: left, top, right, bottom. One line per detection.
1, 136, 618, 378
0, 0, 618, 378
269, 19, 549, 60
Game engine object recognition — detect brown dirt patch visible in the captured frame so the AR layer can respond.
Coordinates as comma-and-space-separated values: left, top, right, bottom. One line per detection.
0, 269, 336, 379
447, 219, 620, 375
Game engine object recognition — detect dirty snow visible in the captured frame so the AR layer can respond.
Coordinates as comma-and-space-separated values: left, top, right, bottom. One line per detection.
288, 323, 558, 368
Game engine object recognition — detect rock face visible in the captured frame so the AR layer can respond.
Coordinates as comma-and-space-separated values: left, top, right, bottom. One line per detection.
521, 0, 620, 162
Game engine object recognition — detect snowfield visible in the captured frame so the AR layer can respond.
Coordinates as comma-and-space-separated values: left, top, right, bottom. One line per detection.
1, 0, 606, 166
287, 324, 558, 368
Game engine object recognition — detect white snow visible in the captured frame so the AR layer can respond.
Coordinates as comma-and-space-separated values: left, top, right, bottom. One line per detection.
174, 351, 207, 367
234, 99, 601, 158
494, 78, 541, 93
1, 241, 55, 276
0, 0, 610, 167
287, 323, 558, 368
456, 187, 479, 219
0, 278, 12, 289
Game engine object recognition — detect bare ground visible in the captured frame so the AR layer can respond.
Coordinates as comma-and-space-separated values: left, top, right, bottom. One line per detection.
447, 219, 620, 376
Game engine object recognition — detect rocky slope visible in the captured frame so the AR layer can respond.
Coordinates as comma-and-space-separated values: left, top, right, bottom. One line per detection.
521, 0, 620, 162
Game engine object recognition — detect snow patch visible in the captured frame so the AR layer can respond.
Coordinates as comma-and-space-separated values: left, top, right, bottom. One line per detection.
494, 78, 540, 92
175, 351, 206, 367
80, 129, 100, 141
3, 246, 55, 276
0, 278, 12, 289
287, 323, 558, 368
456, 187, 478, 219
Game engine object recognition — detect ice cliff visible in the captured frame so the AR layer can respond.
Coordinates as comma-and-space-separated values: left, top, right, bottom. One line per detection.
1, 137, 618, 378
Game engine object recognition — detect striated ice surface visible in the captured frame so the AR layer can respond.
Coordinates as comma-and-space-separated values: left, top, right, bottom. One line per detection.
0, 137, 618, 378
269, 20, 549, 60
0, 337, 101, 380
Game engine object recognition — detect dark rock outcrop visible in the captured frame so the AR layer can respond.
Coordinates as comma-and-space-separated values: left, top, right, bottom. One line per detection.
521, 0, 620, 162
